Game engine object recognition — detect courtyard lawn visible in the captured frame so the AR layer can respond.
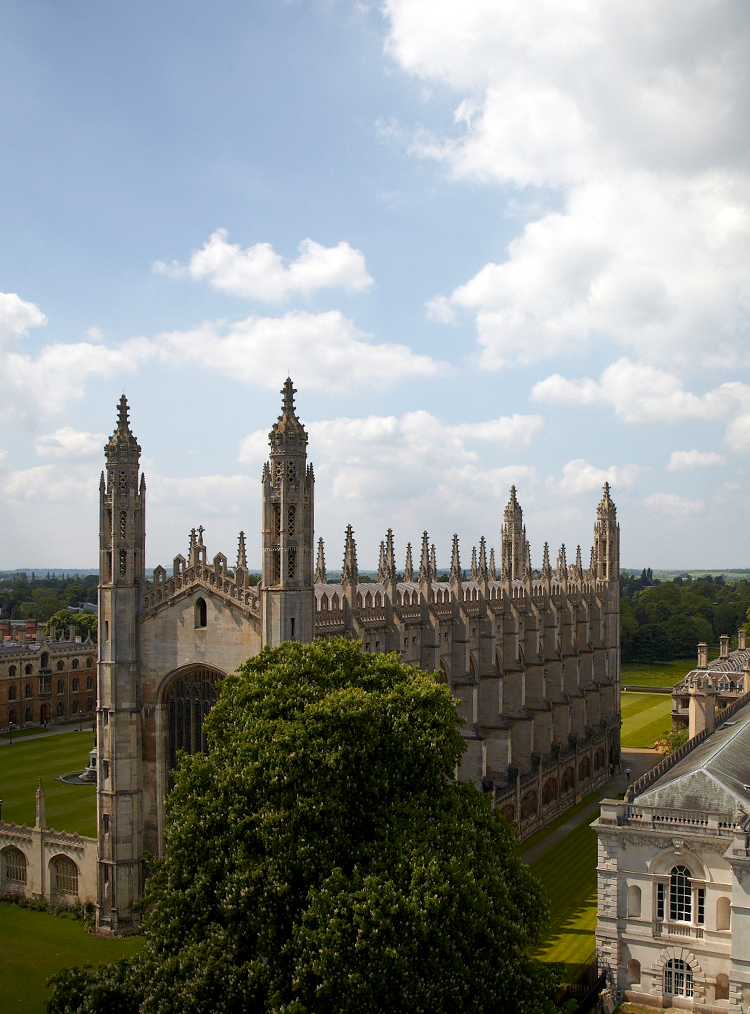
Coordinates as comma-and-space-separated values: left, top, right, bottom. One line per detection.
621, 692, 673, 749
530, 817, 598, 979
620, 658, 710, 688
0, 731, 96, 837
0, 904, 143, 1014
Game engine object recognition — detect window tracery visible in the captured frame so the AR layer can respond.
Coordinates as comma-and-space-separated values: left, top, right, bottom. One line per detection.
164, 667, 223, 783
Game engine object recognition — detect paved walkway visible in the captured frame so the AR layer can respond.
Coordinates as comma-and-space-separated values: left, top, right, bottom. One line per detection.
519, 747, 661, 864
0, 721, 94, 747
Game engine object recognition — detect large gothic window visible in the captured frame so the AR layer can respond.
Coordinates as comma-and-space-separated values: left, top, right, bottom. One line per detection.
165, 667, 223, 783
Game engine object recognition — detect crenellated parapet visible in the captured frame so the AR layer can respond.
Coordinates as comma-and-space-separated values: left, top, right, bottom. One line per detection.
144, 526, 260, 617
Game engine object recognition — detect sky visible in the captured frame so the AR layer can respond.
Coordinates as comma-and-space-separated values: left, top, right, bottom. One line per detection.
1, 0, 749, 572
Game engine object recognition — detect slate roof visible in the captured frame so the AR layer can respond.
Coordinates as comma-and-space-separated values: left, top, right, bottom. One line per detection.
636, 700, 750, 816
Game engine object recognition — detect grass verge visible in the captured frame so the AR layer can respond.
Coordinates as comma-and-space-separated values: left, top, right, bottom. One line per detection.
620, 659, 705, 688
530, 816, 598, 980
0, 731, 96, 836
621, 692, 673, 749
0, 904, 143, 1014
516, 790, 600, 856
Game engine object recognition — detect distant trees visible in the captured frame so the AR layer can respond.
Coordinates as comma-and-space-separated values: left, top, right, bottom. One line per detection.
0, 573, 97, 623
620, 571, 750, 662
45, 609, 97, 643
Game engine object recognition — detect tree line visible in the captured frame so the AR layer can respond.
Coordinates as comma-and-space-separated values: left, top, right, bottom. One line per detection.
620, 570, 750, 663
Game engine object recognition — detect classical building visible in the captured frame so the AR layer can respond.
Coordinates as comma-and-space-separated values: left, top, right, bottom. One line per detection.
0, 619, 97, 730
595, 672, 750, 1013
672, 636, 749, 733
2, 380, 622, 931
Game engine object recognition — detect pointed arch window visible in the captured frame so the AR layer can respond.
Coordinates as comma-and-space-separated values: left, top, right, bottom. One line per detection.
164, 667, 223, 785
195, 598, 207, 628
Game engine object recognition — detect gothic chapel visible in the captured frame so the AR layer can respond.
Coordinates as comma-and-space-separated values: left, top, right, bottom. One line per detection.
96, 380, 621, 932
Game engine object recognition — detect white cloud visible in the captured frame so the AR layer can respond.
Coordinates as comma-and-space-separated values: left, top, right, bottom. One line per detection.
385, 2, 750, 369
154, 229, 374, 302
551, 458, 639, 496
153, 309, 445, 391
0, 292, 154, 425
532, 358, 750, 434
643, 492, 705, 517
667, 449, 726, 471
35, 427, 107, 459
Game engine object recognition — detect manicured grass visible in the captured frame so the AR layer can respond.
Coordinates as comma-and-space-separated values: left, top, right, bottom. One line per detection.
0, 904, 143, 1014
621, 692, 673, 749
515, 790, 600, 856
530, 817, 598, 978
0, 731, 96, 837
621, 658, 712, 688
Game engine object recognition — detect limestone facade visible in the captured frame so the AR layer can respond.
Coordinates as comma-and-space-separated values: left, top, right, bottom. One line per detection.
0, 779, 97, 907
594, 691, 750, 1014
96, 379, 621, 932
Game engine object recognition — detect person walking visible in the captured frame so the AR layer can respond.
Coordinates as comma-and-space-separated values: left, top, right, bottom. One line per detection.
625, 766, 631, 781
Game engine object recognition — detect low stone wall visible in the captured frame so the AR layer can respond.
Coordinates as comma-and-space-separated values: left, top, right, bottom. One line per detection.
0, 821, 97, 904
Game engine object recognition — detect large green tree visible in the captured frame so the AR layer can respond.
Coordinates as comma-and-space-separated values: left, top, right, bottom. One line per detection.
48, 640, 557, 1014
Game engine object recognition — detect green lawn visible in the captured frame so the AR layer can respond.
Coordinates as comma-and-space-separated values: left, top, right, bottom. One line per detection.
515, 791, 599, 856
0, 904, 143, 1014
0, 731, 96, 837
620, 658, 707, 688
621, 692, 673, 748
530, 817, 598, 978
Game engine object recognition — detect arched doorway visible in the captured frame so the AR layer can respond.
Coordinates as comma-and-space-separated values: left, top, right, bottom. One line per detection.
162, 666, 225, 784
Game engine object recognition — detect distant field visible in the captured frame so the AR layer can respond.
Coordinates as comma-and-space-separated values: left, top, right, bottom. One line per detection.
620, 659, 704, 688
531, 817, 598, 977
621, 692, 673, 749
0, 905, 143, 1014
0, 731, 96, 836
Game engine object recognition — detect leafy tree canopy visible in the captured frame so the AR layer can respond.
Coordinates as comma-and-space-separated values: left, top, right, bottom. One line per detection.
48, 640, 557, 1014
45, 610, 97, 643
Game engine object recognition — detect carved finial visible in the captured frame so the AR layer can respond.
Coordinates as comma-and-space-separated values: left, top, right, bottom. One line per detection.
35, 776, 46, 830
377, 540, 387, 583
342, 526, 358, 587
419, 532, 431, 584
281, 377, 297, 418
315, 537, 327, 584
450, 534, 461, 585
189, 528, 197, 550
489, 547, 496, 581
470, 546, 478, 582
384, 529, 396, 584
117, 394, 130, 431
197, 525, 205, 545
236, 531, 247, 570
478, 537, 488, 582
404, 542, 414, 583
430, 544, 437, 583
542, 542, 551, 577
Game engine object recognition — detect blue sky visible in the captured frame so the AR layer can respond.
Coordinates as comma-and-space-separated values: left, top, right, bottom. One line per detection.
1, 0, 749, 571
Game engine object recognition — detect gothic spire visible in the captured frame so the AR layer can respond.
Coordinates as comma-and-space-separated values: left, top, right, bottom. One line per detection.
419, 532, 431, 584
384, 529, 397, 584
575, 545, 582, 572
430, 544, 437, 583
341, 526, 358, 587
236, 531, 247, 570
478, 537, 488, 582
315, 537, 327, 584
449, 534, 461, 585
470, 546, 478, 582
556, 543, 568, 580
542, 542, 552, 583
404, 542, 414, 583
377, 540, 387, 583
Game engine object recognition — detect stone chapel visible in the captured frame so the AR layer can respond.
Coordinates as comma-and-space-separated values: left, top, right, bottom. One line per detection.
95, 379, 621, 932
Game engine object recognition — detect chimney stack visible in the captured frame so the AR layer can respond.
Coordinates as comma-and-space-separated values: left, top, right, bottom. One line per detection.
739, 629, 747, 651
698, 642, 708, 668
720, 634, 730, 659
